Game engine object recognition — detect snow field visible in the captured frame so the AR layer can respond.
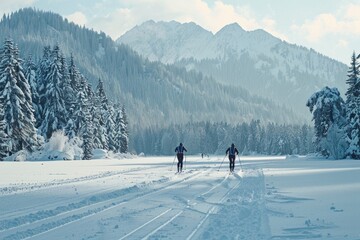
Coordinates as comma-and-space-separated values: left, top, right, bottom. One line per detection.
1, 156, 360, 239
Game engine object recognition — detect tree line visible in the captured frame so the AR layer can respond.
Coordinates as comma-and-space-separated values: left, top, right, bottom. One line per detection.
132, 120, 314, 156
307, 52, 360, 159
0, 39, 129, 160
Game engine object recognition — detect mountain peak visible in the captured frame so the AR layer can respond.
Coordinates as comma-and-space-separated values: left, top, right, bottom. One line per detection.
216, 22, 245, 35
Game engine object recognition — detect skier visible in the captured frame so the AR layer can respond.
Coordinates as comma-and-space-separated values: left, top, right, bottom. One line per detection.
225, 143, 239, 172
175, 143, 187, 173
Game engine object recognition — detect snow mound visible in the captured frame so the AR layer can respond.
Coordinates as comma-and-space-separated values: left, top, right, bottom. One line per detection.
92, 149, 108, 159
6, 131, 83, 161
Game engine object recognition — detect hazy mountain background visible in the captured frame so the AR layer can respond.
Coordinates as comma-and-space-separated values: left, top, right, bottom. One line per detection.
0, 8, 303, 132
118, 20, 348, 118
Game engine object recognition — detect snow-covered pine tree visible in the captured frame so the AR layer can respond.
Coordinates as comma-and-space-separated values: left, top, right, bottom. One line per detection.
82, 109, 93, 160
24, 55, 40, 124
93, 78, 109, 150
39, 45, 67, 139
60, 54, 76, 118
36, 46, 51, 124
96, 78, 108, 110
64, 118, 76, 139
113, 105, 122, 153
105, 104, 116, 152
0, 102, 9, 160
120, 105, 129, 153
247, 120, 261, 153
64, 55, 81, 139
72, 85, 89, 138
90, 103, 102, 149
68, 54, 81, 93
0, 39, 38, 154
345, 52, 360, 159
306, 86, 346, 158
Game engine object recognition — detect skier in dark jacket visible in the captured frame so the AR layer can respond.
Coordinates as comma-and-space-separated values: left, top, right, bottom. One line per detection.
175, 143, 187, 173
226, 143, 239, 172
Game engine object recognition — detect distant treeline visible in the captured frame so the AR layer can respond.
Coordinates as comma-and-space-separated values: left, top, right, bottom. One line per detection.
132, 120, 314, 156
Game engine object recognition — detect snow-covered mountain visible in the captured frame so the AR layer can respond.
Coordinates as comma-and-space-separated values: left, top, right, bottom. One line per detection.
118, 20, 348, 116
0, 9, 304, 130
118, 20, 279, 63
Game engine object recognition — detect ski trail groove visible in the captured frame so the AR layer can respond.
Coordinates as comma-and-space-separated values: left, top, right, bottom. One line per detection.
116, 168, 233, 240
185, 182, 240, 240
0, 166, 156, 196
118, 208, 173, 240
0, 168, 212, 240
140, 210, 184, 240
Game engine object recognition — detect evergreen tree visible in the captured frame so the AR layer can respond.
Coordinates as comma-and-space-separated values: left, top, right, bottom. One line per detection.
345, 52, 360, 159
96, 78, 108, 110
39, 45, 67, 139
68, 54, 81, 92
72, 88, 89, 138
307, 86, 346, 157
36, 46, 51, 123
82, 109, 93, 160
94, 78, 109, 150
66, 71, 90, 139
247, 120, 260, 153
120, 105, 129, 153
113, 105, 123, 153
105, 104, 116, 151
0, 39, 38, 154
24, 55, 40, 124
90, 103, 105, 149
60, 54, 75, 117
0, 102, 9, 160
64, 118, 76, 139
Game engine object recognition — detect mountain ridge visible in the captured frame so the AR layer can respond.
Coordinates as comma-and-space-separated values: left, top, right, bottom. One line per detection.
0, 8, 305, 130
117, 20, 347, 118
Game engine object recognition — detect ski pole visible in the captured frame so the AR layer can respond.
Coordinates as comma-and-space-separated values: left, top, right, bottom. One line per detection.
184, 154, 187, 170
171, 155, 176, 171
218, 154, 227, 171
238, 155, 243, 171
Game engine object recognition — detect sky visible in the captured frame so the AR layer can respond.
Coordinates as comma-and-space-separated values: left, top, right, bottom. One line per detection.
0, 0, 359, 64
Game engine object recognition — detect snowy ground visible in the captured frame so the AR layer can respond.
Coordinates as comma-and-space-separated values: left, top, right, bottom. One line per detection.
1, 155, 360, 240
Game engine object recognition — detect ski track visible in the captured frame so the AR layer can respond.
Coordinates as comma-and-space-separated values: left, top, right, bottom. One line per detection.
0, 166, 156, 196
0, 166, 212, 240
189, 169, 271, 240
0, 159, 272, 240
0, 166, 164, 222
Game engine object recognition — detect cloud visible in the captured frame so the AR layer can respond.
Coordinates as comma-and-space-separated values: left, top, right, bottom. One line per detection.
337, 39, 348, 48
0, 0, 35, 15
66, 11, 87, 27
292, 4, 360, 42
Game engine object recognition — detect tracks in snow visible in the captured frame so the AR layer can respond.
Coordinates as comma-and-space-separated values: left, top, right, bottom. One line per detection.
0, 167, 208, 240
0, 164, 270, 240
